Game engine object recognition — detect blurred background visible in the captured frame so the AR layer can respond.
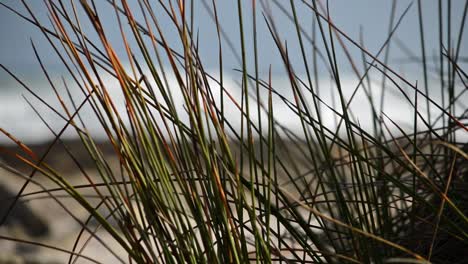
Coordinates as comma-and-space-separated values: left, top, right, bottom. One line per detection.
1, 0, 466, 144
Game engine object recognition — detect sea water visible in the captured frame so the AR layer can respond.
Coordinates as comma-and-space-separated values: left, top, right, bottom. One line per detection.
1, 64, 463, 145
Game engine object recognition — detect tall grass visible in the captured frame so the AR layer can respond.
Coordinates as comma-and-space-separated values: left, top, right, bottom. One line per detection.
1, 0, 467, 263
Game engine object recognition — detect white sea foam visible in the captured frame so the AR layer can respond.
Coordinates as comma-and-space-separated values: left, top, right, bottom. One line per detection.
0, 67, 464, 144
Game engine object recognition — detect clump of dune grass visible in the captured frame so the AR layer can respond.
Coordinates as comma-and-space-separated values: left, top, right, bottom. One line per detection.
1, 0, 467, 263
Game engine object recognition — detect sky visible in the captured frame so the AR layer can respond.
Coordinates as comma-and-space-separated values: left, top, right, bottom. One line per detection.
1, 1, 466, 74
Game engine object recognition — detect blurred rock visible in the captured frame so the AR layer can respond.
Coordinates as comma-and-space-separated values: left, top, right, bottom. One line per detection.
0, 183, 50, 238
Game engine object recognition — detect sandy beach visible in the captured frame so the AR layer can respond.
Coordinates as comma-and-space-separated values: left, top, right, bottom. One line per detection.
0, 139, 128, 263
0, 138, 314, 263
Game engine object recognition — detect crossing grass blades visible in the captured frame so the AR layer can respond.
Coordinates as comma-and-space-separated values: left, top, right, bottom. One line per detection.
0, 0, 467, 263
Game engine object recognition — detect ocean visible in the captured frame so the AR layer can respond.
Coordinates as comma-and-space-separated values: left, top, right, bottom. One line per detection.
0, 65, 463, 145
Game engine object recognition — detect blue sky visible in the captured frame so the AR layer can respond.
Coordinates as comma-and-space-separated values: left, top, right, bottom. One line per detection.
1, 1, 466, 75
